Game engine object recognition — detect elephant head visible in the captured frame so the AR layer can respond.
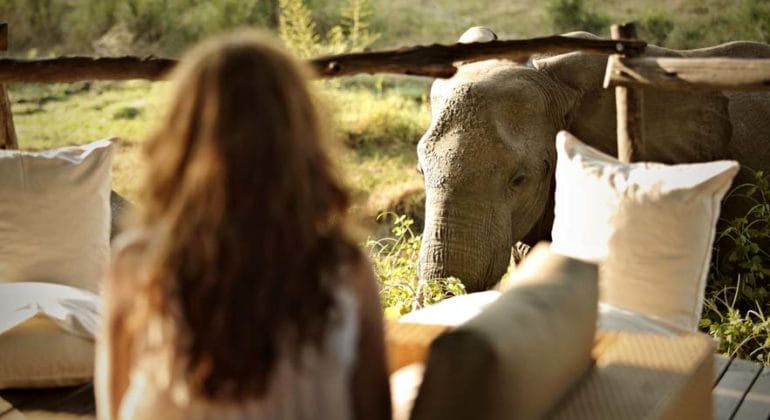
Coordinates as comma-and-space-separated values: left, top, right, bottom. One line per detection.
417, 28, 732, 292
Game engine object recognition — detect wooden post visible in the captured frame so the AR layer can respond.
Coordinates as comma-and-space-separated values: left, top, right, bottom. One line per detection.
611, 23, 643, 163
0, 22, 17, 150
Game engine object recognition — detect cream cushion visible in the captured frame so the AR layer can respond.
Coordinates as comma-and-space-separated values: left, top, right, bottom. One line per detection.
598, 303, 680, 335
399, 291, 501, 326
0, 139, 114, 293
409, 243, 598, 420
0, 282, 99, 388
551, 131, 739, 331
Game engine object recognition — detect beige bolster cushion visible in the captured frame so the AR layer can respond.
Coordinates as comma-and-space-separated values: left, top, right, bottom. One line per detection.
409, 244, 598, 420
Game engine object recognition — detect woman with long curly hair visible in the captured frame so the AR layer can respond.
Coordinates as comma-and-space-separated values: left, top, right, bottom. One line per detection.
96, 31, 391, 420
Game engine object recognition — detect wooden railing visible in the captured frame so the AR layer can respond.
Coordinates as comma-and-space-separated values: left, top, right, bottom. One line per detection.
0, 36, 646, 82
0, 21, 768, 163
604, 56, 770, 92
0, 23, 16, 149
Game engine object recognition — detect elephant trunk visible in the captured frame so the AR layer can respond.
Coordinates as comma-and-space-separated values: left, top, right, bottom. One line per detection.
418, 200, 512, 292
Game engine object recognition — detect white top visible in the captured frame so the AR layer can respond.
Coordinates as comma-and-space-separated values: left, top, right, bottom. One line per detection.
116, 286, 359, 420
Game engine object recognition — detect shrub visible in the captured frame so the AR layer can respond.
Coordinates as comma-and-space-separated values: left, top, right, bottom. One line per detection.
366, 214, 466, 319
702, 169, 770, 363
278, 0, 378, 58
638, 10, 675, 46
664, 0, 770, 49
331, 87, 430, 148
112, 106, 143, 120
546, 0, 609, 35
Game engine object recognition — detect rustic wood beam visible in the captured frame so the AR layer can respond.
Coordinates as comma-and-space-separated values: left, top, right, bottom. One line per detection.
610, 23, 644, 163
0, 23, 7, 52
0, 36, 646, 83
0, 85, 17, 149
0, 56, 176, 83
605, 56, 770, 91
0, 23, 16, 149
311, 36, 646, 78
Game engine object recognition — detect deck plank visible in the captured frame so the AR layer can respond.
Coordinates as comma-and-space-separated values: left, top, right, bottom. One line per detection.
0, 384, 95, 419
0, 356, 763, 419
733, 366, 770, 420
714, 355, 733, 386
0, 395, 24, 420
713, 358, 763, 420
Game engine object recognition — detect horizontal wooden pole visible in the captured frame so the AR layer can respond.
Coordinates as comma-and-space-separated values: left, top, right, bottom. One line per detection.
0, 36, 646, 83
0, 23, 6, 51
0, 56, 176, 83
604, 55, 770, 91
311, 36, 646, 78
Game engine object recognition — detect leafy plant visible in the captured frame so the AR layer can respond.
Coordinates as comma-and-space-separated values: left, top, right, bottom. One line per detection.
546, 0, 609, 35
638, 10, 675, 46
339, 0, 379, 52
702, 169, 770, 363
278, 0, 379, 58
278, 0, 321, 58
701, 285, 770, 363
366, 214, 465, 319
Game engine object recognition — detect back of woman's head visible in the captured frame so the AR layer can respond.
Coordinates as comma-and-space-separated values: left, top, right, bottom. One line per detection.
133, 30, 357, 400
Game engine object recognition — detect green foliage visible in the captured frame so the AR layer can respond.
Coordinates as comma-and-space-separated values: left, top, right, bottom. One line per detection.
546, 0, 609, 35
664, 0, 770, 49
638, 10, 675, 46
702, 170, 770, 363
710, 171, 770, 304
701, 287, 770, 363
331, 85, 430, 148
0, 0, 276, 55
112, 106, 143, 120
367, 215, 465, 319
278, 0, 379, 57
278, 0, 322, 58
339, 0, 379, 52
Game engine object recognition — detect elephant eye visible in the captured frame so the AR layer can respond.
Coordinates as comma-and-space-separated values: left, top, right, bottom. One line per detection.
509, 174, 527, 189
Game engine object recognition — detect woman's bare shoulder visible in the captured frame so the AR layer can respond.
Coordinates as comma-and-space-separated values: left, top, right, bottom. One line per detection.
112, 229, 152, 258
106, 229, 153, 297
336, 248, 380, 316
338, 248, 376, 288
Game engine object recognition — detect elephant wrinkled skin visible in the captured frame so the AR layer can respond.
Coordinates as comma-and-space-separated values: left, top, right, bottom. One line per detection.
417, 27, 770, 292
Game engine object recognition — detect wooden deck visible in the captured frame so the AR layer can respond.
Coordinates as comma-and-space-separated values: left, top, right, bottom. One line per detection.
0, 355, 769, 419
714, 355, 770, 419
0, 383, 94, 419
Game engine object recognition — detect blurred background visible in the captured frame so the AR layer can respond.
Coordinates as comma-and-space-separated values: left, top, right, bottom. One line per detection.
1, 0, 767, 56
1, 0, 769, 345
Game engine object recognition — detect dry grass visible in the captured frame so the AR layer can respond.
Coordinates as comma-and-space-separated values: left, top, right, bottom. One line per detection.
7, 80, 429, 237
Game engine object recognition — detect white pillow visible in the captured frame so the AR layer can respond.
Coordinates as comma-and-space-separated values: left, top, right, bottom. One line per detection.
551, 131, 739, 331
0, 282, 99, 388
0, 139, 114, 292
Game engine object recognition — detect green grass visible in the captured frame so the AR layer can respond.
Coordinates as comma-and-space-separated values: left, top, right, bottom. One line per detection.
7, 78, 429, 229
3, 0, 767, 57
9, 81, 169, 200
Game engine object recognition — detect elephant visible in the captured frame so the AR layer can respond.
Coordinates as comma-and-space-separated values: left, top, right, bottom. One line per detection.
417, 26, 770, 292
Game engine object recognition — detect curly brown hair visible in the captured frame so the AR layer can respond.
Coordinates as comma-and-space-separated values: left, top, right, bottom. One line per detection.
125, 30, 359, 400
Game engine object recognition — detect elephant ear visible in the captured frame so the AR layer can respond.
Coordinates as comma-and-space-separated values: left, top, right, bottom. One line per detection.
532, 50, 732, 163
